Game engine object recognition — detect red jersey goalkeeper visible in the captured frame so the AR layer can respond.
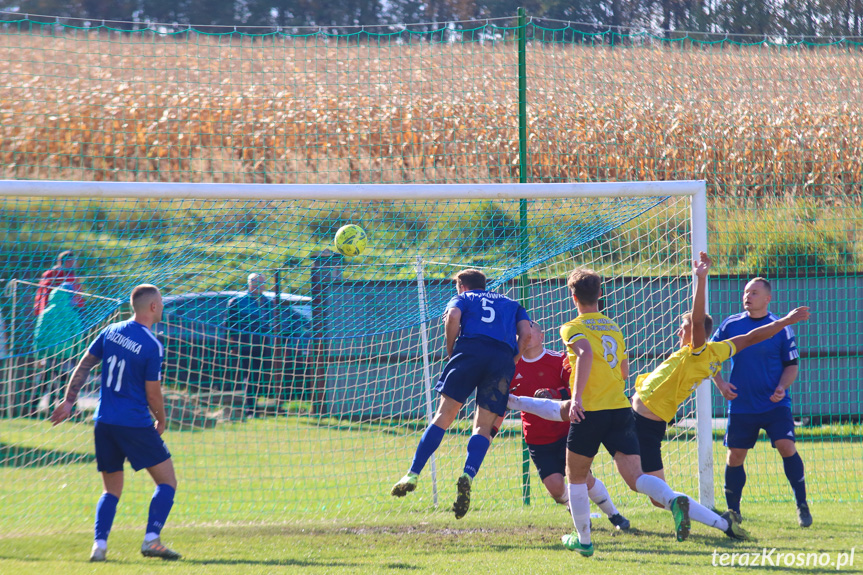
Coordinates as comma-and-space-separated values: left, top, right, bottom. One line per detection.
500, 321, 630, 531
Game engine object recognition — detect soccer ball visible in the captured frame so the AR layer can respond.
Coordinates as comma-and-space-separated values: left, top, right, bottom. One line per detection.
334, 224, 368, 257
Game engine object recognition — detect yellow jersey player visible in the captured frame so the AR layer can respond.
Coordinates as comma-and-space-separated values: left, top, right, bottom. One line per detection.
558, 267, 699, 556
632, 253, 808, 532
508, 253, 810, 544
632, 253, 809, 483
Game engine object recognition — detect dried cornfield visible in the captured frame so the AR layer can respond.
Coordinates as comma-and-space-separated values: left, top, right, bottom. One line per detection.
1, 30, 862, 202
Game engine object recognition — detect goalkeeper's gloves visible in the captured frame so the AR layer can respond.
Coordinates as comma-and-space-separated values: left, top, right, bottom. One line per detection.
534, 387, 571, 400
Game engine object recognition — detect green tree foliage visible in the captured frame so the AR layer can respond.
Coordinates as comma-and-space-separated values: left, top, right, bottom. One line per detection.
7, 0, 138, 25
6, 0, 861, 38
817, 0, 863, 37
714, 0, 776, 35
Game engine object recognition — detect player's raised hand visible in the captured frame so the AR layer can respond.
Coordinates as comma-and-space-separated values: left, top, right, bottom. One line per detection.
49, 400, 72, 426
694, 251, 712, 278
783, 306, 810, 325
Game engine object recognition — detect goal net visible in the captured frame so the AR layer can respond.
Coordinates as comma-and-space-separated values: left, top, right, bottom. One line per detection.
0, 181, 707, 535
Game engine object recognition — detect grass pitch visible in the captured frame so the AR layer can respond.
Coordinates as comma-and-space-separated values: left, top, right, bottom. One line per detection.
1, 416, 861, 573
1, 503, 861, 574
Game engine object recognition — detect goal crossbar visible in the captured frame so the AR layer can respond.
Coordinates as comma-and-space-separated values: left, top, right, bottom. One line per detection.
0, 180, 705, 200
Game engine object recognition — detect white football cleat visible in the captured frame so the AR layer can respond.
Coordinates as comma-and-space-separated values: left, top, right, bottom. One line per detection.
89, 542, 107, 562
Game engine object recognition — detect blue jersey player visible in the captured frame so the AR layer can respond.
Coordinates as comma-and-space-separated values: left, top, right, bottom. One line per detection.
711, 277, 811, 528
51, 284, 181, 561
391, 269, 531, 518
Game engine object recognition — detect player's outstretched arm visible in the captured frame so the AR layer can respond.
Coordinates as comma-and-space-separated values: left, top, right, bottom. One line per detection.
444, 307, 461, 359
728, 306, 810, 355
691, 251, 711, 349
50, 352, 100, 425
146, 380, 168, 436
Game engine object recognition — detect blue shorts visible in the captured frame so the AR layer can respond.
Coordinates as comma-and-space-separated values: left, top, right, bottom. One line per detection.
724, 406, 796, 450
94, 421, 172, 473
434, 338, 515, 417
527, 436, 567, 480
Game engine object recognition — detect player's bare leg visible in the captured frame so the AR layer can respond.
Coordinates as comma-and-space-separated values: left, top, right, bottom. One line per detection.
544, 473, 568, 505
147, 458, 177, 489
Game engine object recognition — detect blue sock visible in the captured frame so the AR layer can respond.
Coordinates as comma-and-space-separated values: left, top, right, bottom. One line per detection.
146, 484, 175, 536
463, 434, 491, 478
94, 492, 119, 542
724, 464, 746, 513
409, 424, 446, 475
782, 452, 807, 505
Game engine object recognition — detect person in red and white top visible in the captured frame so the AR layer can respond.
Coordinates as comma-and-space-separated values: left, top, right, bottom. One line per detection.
34, 250, 84, 316
499, 321, 631, 530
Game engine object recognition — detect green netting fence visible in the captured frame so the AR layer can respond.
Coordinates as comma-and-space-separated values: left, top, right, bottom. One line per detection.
0, 12, 860, 536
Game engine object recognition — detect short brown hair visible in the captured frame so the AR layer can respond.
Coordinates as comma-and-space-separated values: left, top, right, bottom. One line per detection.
130, 284, 161, 311
567, 268, 602, 305
455, 269, 487, 290
681, 312, 714, 337
749, 277, 771, 292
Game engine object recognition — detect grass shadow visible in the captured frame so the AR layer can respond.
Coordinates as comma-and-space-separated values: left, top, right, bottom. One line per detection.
182, 558, 363, 568
0, 443, 94, 468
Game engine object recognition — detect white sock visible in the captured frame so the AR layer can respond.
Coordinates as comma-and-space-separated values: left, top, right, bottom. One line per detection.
587, 478, 618, 517
94, 539, 107, 550
144, 532, 160, 543
667, 493, 728, 531
634, 474, 676, 509
554, 488, 570, 505
568, 483, 591, 545
506, 395, 565, 421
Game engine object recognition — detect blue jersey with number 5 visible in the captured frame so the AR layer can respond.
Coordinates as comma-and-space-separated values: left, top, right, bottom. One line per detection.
446, 290, 530, 355
87, 319, 164, 428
